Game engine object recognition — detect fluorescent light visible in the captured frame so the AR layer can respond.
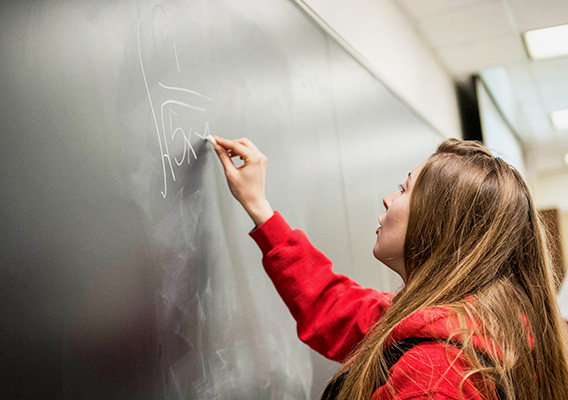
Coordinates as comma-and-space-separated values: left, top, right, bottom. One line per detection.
551, 109, 568, 130
523, 24, 568, 60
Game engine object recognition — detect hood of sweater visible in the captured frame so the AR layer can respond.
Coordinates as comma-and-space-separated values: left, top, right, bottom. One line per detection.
387, 304, 534, 360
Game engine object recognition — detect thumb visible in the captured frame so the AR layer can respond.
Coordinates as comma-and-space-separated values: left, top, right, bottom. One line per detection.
215, 145, 237, 176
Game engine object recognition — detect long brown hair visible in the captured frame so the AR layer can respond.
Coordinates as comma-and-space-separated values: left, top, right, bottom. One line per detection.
331, 139, 568, 399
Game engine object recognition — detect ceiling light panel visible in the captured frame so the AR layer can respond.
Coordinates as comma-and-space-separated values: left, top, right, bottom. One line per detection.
551, 109, 568, 130
523, 24, 568, 60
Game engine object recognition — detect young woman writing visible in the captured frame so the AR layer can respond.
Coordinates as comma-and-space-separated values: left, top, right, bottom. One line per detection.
212, 136, 568, 399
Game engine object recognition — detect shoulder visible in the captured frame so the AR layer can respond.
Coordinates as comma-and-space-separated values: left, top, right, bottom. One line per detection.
373, 341, 485, 400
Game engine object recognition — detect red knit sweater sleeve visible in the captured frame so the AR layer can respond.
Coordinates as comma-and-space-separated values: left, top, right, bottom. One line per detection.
250, 212, 395, 363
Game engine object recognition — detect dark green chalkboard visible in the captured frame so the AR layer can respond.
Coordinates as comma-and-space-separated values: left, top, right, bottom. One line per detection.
0, 0, 443, 398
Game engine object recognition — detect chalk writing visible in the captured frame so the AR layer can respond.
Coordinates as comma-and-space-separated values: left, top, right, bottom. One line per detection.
137, 19, 214, 198
173, 40, 181, 73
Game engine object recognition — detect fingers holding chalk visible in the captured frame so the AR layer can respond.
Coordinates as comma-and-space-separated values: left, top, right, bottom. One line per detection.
205, 134, 217, 146
211, 135, 273, 226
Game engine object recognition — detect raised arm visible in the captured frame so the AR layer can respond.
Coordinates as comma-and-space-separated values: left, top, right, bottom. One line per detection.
249, 211, 394, 361
213, 136, 394, 362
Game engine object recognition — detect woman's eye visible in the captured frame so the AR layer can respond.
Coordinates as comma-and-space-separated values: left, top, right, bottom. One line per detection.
398, 184, 405, 193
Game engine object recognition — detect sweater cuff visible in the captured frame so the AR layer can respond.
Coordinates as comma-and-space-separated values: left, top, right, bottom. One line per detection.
249, 211, 293, 255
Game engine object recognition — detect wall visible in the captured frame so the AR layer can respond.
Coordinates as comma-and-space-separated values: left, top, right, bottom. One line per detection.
476, 76, 568, 276
533, 171, 568, 214
533, 171, 568, 275
297, 0, 462, 139
476, 78, 526, 177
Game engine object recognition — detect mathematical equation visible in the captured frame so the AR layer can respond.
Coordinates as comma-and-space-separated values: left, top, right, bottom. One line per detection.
137, 19, 214, 198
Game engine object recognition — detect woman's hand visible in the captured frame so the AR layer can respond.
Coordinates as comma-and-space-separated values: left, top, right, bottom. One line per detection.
213, 136, 274, 226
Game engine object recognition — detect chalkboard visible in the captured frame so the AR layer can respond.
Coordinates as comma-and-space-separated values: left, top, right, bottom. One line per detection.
0, 0, 443, 399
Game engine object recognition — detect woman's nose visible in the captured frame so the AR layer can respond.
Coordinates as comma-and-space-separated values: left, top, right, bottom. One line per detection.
383, 192, 398, 210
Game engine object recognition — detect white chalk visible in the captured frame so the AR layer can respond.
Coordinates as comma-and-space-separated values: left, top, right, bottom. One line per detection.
205, 134, 217, 146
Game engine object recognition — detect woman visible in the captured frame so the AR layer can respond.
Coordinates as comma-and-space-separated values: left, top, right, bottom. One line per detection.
213, 136, 568, 399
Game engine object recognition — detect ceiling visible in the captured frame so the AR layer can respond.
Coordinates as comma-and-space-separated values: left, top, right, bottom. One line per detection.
394, 0, 568, 176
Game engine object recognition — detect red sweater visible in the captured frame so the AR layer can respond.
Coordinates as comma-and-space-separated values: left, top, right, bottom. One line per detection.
250, 212, 492, 400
